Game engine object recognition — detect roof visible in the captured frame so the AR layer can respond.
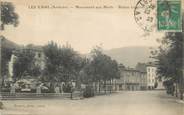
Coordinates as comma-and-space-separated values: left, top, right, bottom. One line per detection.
135, 63, 147, 72
119, 66, 146, 74
146, 62, 158, 67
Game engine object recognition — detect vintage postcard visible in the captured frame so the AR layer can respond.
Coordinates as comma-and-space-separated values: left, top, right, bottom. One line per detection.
0, 0, 184, 115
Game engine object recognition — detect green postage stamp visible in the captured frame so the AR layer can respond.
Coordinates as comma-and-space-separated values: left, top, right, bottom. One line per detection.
157, 0, 182, 31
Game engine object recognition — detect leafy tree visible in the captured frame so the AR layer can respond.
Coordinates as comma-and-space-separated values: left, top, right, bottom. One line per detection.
59, 44, 83, 82
152, 13, 184, 100
83, 46, 120, 93
1, 37, 14, 78
43, 41, 84, 92
0, 1, 19, 107
80, 58, 96, 84
0, 1, 19, 88
42, 41, 61, 92
0, 1, 19, 30
13, 49, 35, 81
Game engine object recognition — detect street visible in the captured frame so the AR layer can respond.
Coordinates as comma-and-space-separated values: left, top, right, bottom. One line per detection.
1, 90, 184, 115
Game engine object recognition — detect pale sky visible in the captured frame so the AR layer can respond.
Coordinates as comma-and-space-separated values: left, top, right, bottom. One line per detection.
1, 0, 166, 53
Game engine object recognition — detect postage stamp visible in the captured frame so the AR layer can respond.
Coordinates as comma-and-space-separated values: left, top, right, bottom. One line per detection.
157, 0, 182, 31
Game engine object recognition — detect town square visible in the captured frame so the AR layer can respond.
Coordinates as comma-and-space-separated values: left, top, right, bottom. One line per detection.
0, 0, 184, 115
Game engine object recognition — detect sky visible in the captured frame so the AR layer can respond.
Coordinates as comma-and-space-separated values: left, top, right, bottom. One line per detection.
1, 0, 166, 54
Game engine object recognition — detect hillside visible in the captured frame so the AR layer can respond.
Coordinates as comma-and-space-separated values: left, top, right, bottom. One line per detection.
0, 36, 20, 49
103, 46, 155, 68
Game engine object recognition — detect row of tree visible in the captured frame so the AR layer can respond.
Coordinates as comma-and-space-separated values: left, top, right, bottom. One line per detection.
152, 13, 184, 100
81, 46, 120, 93
0, 1, 120, 94
0, 1, 19, 108
9, 42, 120, 93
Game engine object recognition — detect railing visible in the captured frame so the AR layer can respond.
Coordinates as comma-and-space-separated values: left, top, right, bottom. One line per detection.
0, 90, 117, 100
0, 92, 78, 100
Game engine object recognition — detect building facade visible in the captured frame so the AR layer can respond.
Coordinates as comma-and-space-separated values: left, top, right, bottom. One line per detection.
32, 49, 46, 70
146, 64, 157, 90
117, 65, 147, 91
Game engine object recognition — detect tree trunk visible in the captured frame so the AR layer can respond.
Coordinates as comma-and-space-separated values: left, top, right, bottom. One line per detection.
50, 81, 55, 93
95, 82, 97, 93
70, 90, 73, 99
98, 80, 101, 93
175, 83, 178, 97
0, 39, 1, 93
0, 102, 3, 109
171, 85, 174, 96
1, 75, 4, 89
104, 80, 106, 94
179, 76, 184, 100
180, 90, 183, 100
112, 78, 114, 92
110, 79, 112, 93
0, 24, 4, 30
0, 60, 2, 109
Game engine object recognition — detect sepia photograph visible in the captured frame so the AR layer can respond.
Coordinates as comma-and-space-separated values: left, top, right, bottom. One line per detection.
0, 0, 184, 115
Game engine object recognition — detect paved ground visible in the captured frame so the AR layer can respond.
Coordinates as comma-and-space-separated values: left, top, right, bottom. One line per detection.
1, 90, 184, 115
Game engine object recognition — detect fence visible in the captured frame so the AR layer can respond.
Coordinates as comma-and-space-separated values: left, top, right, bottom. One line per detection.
0, 90, 116, 100
0, 92, 80, 100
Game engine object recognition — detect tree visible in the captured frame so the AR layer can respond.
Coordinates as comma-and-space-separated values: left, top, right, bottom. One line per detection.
154, 32, 184, 99
0, 37, 14, 82
13, 49, 35, 81
0, 1, 19, 87
42, 41, 61, 92
0, 1, 19, 30
83, 46, 120, 93
0, 2, 19, 107
43, 41, 84, 92
152, 12, 184, 100
59, 44, 84, 83
80, 59, 94, 84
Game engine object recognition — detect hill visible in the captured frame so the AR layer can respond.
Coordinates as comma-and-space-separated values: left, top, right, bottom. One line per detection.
103, 46, 155, 68
0, 36, 20, 49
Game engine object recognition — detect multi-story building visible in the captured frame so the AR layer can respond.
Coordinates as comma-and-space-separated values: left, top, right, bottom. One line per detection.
146, 63, 157, 90
140, 71, 147, 90
34, 50, 45, 70
117, 64, 147, 91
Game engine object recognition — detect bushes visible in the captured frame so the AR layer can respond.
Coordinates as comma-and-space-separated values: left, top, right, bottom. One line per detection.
83, 85, 94, 98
